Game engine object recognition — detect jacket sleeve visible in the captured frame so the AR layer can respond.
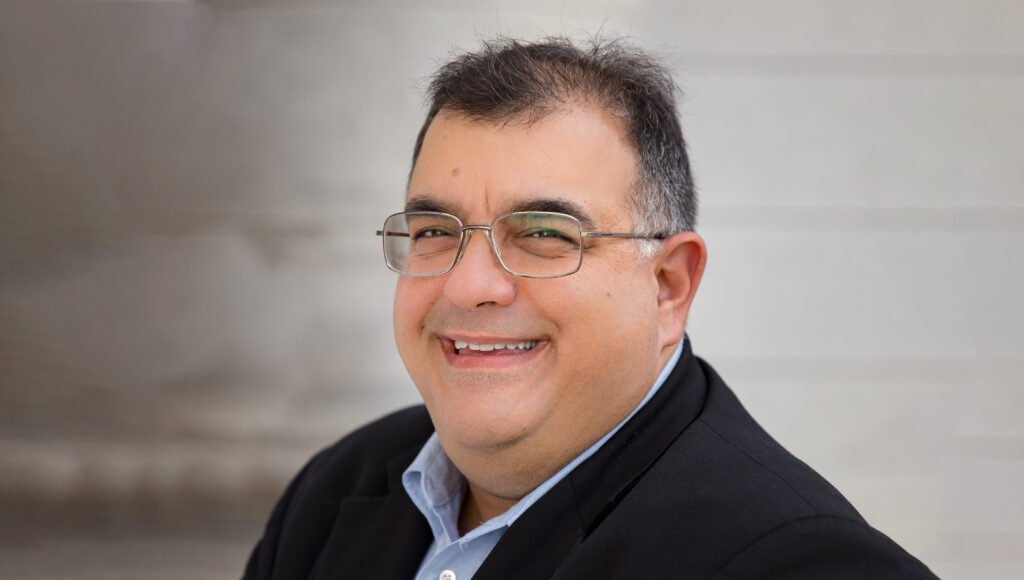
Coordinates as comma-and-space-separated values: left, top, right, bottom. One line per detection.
710, 515, 938, 580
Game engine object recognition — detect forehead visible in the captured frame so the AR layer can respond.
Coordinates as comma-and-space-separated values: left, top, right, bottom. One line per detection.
407, 108, 638, 226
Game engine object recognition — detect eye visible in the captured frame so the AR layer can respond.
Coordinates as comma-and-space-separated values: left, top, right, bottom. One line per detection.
523, 228, 571, 240
414, 227, 454, 240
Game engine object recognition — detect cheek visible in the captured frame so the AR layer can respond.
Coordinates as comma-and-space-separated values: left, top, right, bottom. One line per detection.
569, 267, 659, 340
393, 280, 427, 348
532, 279, 622, 352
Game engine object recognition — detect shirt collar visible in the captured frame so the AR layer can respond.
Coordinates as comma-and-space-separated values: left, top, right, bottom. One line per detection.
402, 433, 465, 543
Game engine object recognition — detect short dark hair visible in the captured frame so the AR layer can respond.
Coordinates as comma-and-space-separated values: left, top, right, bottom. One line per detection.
411, 36, 697, 247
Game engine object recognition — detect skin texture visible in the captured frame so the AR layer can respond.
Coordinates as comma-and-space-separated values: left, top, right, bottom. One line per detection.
394, 107, 707, 531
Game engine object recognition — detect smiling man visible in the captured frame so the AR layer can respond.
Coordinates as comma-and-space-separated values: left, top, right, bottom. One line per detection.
244, 37, 936, 579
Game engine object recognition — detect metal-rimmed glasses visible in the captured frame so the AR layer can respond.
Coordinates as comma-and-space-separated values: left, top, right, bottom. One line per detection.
376, 211, 667, 279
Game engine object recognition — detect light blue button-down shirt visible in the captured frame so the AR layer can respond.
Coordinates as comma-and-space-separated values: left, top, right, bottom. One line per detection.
401, 340, 684, 580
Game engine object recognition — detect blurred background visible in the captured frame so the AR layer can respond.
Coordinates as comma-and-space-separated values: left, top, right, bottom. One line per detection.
1, 0, 1022, 578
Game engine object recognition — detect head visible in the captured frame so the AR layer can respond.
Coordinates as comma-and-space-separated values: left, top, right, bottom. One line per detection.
392, 36, 706, 497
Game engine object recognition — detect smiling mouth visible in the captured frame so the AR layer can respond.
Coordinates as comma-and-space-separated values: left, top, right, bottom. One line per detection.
453, 339, 539, 355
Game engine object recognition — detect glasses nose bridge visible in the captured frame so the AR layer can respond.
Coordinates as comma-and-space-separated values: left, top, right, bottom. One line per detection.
453, 224, 499, 268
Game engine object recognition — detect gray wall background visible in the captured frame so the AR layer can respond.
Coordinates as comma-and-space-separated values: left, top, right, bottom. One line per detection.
2, 1, 1022, 578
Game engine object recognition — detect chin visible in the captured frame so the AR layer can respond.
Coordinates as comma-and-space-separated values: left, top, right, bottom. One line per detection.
432, 403, 538, 453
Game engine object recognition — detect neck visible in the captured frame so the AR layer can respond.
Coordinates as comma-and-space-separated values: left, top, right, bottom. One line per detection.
458, 482, 517, 535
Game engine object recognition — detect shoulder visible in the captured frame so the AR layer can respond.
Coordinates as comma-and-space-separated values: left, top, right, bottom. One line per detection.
315, 404, 433, 461
709, 515, 937, 579
678, 358, 866, 522
562, 358, 936, 577
608, 357, 864, 526
297, 404, 434, 497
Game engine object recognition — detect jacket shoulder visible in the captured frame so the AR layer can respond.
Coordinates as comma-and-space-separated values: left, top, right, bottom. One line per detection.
689, 379, 863, 522
298, 404, 434, 497
710, 515, 938, 579
556, 358, 936, 578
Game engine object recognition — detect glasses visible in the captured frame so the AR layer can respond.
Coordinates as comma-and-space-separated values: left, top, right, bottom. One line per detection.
376, 211, 666, 278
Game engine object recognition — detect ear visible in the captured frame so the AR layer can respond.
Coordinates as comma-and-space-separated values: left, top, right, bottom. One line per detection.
653, 231, 707, 348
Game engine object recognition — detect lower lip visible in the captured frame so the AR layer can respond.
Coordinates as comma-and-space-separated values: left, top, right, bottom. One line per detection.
441, 338, 548, 369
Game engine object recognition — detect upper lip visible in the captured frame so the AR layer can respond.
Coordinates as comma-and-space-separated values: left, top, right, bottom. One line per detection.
441, 334, 544, 344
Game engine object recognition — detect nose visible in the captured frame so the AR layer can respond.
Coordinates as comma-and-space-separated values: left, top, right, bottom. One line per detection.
443, 229, 517, 308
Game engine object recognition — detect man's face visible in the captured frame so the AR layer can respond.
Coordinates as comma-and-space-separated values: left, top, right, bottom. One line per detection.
394, 107, 667, 471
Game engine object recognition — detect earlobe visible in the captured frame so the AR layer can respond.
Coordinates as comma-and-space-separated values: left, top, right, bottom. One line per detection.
655, 232, 707, 345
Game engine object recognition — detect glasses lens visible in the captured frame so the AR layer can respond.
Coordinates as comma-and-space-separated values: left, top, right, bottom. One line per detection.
494, 213, 583, 277
383, 212, 461, 275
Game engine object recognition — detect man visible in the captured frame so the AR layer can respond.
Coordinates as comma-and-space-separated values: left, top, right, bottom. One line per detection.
245, 37, 936, 579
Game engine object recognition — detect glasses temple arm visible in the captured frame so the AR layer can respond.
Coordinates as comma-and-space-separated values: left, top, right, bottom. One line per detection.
581, 232, 668, 240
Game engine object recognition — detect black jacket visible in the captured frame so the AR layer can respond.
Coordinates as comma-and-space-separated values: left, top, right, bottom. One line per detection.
244, 341, 937, 579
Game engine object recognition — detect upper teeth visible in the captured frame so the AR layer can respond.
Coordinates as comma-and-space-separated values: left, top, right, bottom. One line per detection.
454, 340, 538, 351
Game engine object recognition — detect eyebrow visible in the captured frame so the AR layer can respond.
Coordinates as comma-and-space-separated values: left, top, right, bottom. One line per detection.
507, 199, 595, 229
405, 195, 596, 229
405, 195, 457, 214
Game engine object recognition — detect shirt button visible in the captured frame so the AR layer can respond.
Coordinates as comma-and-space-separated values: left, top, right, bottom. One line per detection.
439, 570, 457, 580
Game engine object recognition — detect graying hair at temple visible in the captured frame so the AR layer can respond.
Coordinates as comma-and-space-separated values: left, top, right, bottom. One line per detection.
409, 36, 697, 256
